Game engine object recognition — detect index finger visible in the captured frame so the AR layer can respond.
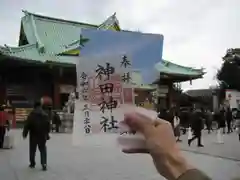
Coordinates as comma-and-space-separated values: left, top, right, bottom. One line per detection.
154, 118, 170, 126
124, 112, 155, 138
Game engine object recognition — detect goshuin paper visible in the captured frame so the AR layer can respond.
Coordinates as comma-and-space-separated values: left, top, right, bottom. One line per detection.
72, 54, 134, 146
72, 29, 163, 147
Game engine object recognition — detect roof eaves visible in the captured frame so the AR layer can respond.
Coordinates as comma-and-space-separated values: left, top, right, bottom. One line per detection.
163, 59, 204, 73
22, 10, 98, 28
0, 44, 38, 54
156, 60, 205, 76
134, 85, 156, 90
0, 50, 44, 64
160, 71, 203, 78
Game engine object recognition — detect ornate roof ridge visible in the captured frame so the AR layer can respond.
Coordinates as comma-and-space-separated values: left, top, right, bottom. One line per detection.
162, 60, 204, 72
98, 12, 120, 30
0, 43, 37, 53
22, 10, 98, 27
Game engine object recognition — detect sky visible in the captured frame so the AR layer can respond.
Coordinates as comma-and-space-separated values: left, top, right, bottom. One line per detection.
0, 0, 240, 90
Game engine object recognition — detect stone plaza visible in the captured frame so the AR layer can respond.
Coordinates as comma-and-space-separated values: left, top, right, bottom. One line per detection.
1, 130, 240, 180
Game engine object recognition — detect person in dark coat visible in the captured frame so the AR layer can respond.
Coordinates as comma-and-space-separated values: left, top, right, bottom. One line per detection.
188, 108, 204, 147
158, 108, 168, 120
52, 111, 61, 133
166, 109, 175, 130
226, 107, 233, 133
179, 110, 189, 135
218, 109, 226, 133
205, 110, 213, 134
23, 101, 50, 171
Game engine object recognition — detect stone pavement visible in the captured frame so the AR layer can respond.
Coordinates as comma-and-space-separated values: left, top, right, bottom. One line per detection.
1, 130, 240, 180
179, 130, 240, 161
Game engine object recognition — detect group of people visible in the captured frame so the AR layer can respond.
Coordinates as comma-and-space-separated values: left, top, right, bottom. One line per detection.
22, 101, 212, 179
213, 106, 240, 140
158, 105, 240, 147
1, 99, 214, 179
158, 107, 205, 147
0, 97, 62, 171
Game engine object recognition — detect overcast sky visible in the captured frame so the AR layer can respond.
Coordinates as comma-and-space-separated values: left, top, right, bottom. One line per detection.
1, 0, 240, 90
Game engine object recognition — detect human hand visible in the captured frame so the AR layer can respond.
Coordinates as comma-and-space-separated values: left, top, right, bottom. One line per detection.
122, 112, 193, 180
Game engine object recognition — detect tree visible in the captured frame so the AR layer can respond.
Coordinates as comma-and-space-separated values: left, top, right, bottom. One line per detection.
217, 49, 240, 91
217, 48, 240, 100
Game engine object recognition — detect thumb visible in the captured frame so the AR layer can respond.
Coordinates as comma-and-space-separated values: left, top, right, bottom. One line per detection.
124, 112, 155, 138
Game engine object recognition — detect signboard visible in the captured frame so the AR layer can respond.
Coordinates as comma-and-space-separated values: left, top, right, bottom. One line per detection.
15, 108, 33, 122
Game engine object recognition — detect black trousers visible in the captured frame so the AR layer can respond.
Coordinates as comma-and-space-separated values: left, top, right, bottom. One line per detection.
190, 131, 202, 146
0, 126, 6, 148
227, 121, 232, 133
29, 137, 47, 165
55, 124, 60, 133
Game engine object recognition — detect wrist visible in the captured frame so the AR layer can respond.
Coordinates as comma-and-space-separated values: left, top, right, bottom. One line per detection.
164, 150, 193, 180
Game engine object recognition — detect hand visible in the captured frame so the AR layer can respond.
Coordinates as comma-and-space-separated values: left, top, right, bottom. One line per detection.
122, 112, 193, 180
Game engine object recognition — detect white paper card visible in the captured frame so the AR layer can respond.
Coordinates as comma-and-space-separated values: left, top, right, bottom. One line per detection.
72, 54, 135, 146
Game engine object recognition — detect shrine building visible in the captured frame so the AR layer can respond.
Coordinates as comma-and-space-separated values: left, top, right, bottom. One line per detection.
0, 10, 204, 121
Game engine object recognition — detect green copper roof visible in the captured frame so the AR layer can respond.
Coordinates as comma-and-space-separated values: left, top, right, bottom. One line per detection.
0, 44, 78, 64
20, 11, 100, 55
155, 60, 204, 77
0, 10, 204, 78
0, 11, 119, 64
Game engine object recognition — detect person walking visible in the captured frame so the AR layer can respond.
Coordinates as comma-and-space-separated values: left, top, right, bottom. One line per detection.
179, 110, 189, 135
206, 109, 213, 134
218, 108, 226, 133
52, 111, 61, 133
226, 107, 233, 133
22, 101, 50, 171
235, 110, 240, 141
173, 111, 181, 142
166, 108, 175, 130
158, 108, 168, 119
0, 105, 8, 148
188, 108, 204, 147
